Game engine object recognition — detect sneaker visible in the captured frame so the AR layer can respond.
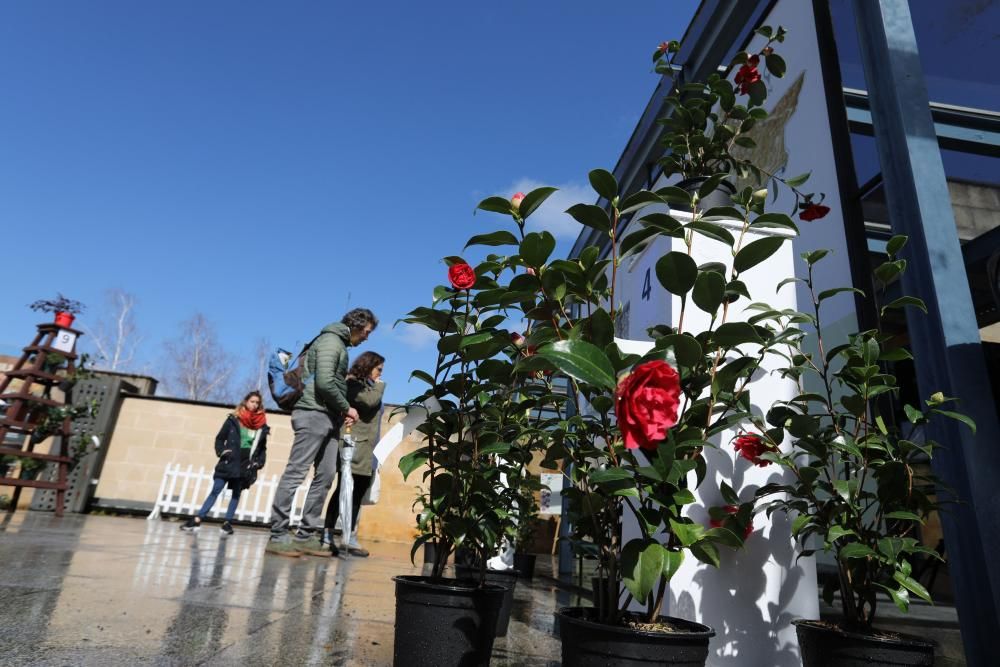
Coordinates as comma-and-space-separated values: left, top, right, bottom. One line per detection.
330, 542, 341, 557
265, 539, 303, 558
348, 546, 369, 558
295, 536, 330, 557
180, 517, 200, 532
220, 521, 234, 536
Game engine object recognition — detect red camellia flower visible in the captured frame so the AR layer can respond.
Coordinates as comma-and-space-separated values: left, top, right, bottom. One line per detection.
734, 55, 761, 95
732, 432, 776, 467
511, 332, 525, 347
615, 360, 681, 451
657, 41, 670, 56
511, 192, 525, 210
448, 263, 476, 290
799, 203, 831, 221
710, 505, 753, 539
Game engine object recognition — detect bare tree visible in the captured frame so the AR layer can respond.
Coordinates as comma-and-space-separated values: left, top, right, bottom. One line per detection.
83, 289, 142, 372
234, 337, 278, 409
161, 313, 235, 402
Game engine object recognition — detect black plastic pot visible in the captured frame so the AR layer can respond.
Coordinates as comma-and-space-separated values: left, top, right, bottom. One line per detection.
393, 575, 506, 667
513, 552, 536, 579
456, 566, 518, 637
670, 177, 736, 212
794, 619, 936, 666
556, 606, 715, 666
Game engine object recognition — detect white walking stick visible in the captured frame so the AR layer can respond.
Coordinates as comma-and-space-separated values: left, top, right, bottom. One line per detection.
339, 426, 356, 553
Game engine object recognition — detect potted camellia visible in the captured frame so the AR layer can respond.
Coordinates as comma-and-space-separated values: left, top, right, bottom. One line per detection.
749, 239, 968, 666
396, 259, 546, 664
28, 293, 85, 329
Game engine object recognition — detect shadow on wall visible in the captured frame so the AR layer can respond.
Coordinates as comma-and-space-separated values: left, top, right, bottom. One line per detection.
672, 440, 811, 667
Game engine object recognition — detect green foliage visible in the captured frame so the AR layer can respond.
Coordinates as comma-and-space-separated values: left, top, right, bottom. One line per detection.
753, 244, 967, 631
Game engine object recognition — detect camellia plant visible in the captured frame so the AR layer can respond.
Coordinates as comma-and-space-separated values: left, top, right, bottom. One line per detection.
399, 253, 554, 581
749, 238, 972, 633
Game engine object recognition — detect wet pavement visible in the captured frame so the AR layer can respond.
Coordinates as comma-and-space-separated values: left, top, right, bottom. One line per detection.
0, 512, 580, 666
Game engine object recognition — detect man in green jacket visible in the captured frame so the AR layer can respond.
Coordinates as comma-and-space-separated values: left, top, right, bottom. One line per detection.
266, 307, 378, 557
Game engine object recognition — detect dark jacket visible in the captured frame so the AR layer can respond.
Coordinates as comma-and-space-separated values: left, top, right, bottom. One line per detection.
343, 378, 385, 476
294, 322, 352, 416
213, 414, 269, 488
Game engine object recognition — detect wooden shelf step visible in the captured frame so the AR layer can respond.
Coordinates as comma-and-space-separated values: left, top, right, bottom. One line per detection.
0, 393, 62, 407
2, 369, 63, 382
0, 477, 66, 490
0, 447, 70, 464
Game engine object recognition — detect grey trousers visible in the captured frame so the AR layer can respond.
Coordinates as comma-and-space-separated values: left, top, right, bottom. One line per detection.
269, 409, 340, 541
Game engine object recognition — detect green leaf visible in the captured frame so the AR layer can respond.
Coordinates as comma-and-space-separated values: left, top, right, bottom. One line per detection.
885, 234, 907, 258
693, 270, 726, 315
802, 249, 830, 265
398, 449, 429, 481
589, 169, 618, 201
818, 287, 865, 302
656, 252, 698, 296
690, 541, 721, 568
884, 511, 925, 523
662, 550, 684, 582
518, 187, 558, 220
713, 322, 763, 348
839, 543, 876, 560
536, 339, 616, 390
765, 53, 786, 77
784, 172, 811, 187
893, 572, 933, 605
734, 236, 785, 273
566, 203, 611, 233
687, 220, 736, 246
669, 518, 704, 547
639, 212, 685, 237
476, 196, 513, 215
750, 212, 798, 233
880, 583, 911, 613
464, 230, 520, 249
698, 174, 727, 199
827, 526, 856, 543
520, 231, 557, 267
931, 409, 976, 434
655, 333, 703, 368
620, 190, 664, 216
621, 539, 666, 604
620, 226, 659, 259
881, 296, 927, 315
410, 370, 435, 385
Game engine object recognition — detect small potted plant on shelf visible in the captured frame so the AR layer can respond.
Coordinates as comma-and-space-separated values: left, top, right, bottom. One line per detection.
28, 293, 85, 328
751, 240, 968, 666
650, 28, 826, 218
17, 456, 47, 480
0, 454, 17, 478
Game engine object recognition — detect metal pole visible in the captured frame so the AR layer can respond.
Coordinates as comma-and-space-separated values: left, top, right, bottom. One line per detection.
852, 2, 1000, 663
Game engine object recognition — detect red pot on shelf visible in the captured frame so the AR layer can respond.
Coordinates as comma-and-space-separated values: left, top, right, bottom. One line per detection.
54, 312, 75, 328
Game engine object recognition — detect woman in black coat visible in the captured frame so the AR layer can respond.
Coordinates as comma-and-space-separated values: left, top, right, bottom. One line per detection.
181, 391, 269, 535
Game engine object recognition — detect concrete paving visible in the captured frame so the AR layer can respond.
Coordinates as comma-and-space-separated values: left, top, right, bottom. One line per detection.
0, 512, 966, 666
0, 512, 577, 666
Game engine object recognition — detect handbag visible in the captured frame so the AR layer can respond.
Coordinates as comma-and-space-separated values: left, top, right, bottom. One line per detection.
362, 458, 381, 505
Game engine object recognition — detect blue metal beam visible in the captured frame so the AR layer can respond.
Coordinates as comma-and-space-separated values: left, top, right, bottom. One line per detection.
852, 2, 1000, 664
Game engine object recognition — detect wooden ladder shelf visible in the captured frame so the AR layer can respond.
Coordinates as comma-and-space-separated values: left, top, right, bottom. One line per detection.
0, 323, 82, 516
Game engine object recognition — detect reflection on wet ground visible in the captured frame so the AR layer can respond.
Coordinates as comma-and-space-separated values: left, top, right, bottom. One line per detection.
0, 513, 582, 666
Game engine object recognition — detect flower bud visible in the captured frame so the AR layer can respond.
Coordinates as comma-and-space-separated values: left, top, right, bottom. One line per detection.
511, 192, 525, 210
752, 188, 768, 202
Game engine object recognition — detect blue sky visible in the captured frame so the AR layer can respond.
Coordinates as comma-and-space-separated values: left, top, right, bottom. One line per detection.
0, 0, 700, 405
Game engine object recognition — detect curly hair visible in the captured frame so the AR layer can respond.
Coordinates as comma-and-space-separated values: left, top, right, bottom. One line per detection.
342, 308, 378, 334
349, 351, 385, 381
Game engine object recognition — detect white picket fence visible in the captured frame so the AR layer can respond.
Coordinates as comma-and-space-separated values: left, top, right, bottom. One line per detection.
146, 462, 310, 526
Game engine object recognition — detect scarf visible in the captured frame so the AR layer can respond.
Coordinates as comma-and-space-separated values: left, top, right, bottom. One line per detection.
237, 408, 267, 430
